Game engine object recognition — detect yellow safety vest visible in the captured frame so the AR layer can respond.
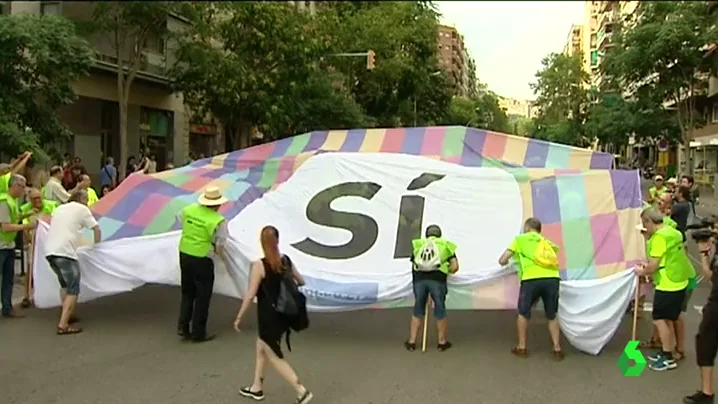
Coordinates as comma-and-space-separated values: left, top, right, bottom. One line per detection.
87, 188, 99, 206
511, 232, 560, 281
411, 236, 457, 275
649, 226, 692, 292
0, 194, 20, 245
20, 200, 57, 224
178, 204, 225, 258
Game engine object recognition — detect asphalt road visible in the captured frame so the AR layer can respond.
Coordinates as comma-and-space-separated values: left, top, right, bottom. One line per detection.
0, 179, 712, 404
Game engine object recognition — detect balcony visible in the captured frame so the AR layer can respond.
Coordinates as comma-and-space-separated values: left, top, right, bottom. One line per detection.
597, 28, 614, 49
597, 9, 617, 31
600, 1, 614, 13
92, 50, 169, 86
591, 50, 599, 67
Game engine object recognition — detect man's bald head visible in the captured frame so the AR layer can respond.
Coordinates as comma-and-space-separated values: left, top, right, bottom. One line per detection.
28, 188, 42, 208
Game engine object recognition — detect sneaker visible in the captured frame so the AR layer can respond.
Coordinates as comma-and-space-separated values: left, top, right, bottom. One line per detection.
296, 390, 313, 404
684, 391, 715, 404
239, 387, 264, 401
649, 355, 677, 371
647, 352, 663, 362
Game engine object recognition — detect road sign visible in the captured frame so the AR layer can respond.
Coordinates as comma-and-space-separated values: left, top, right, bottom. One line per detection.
618, 340, 647, 376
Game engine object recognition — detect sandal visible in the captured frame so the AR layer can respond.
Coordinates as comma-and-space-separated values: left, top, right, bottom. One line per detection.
437, 341, 453, 352
638, 339, 661, 349
56, 326, 83, 335
675, 350, 685, 361
553, 349, 565, 361
404, 341, 416, 352
511, 346, 529, 358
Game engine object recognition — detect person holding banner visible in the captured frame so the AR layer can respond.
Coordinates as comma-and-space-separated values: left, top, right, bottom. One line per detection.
635, 208, 692, 372
0, 174, 36, 319
176, 186, 228, 343
44, 190, 101, 335
684, 225, 718, 404
404, 224, 459, 352
498, 217, 563, 360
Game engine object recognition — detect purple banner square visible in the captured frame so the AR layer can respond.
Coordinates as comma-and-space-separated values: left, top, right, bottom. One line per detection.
221, 149, 246, 170
523, 139, 549, 168
106, 189, 154, 222
609, 170, 642, 209
339, 129, 367, 152
530, 177, 562, 224
303, 131, 329, 152
269, 136, 294, 158
461, 129, 487, 166
107, 222, 146, 241
400, 127, 425, 155
590, 152, 614, 169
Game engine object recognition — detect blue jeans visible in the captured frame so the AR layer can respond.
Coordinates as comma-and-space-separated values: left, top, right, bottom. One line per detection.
0, 249, 15, 315
412, 278, 448, 320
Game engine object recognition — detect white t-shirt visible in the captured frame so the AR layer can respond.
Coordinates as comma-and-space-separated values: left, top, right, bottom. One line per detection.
44, 202, 98, 260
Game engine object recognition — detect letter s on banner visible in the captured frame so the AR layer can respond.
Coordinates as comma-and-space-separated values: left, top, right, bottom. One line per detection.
291, 182, 381, 260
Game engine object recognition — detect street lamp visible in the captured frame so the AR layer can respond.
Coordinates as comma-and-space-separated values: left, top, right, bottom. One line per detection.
414, 71, 443, 126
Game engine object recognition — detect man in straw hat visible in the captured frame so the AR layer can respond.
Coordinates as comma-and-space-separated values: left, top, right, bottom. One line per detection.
176, 186, 229, 343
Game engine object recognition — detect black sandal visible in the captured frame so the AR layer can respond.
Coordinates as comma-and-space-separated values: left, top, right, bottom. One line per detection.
438, 341, 453, 351
404, 341, 416, 351
56, 326, 83, 335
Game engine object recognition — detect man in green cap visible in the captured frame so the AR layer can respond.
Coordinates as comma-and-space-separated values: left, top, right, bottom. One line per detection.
499, 217, 564, 361
0, 174, 38, 318
404, 224, 459, 352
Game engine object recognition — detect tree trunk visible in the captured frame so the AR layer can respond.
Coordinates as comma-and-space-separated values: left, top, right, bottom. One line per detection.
684, 130, 693, 176
118, 95, 129, 181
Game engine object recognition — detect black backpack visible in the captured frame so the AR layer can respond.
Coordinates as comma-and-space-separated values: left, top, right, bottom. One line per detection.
263, 255, 309, 332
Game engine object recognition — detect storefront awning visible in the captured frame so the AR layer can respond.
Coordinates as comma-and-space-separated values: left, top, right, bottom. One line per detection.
690, 134, 718, 147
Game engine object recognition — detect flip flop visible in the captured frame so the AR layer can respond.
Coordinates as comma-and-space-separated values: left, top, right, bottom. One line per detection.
438, 341, 453, 352
404, 341, 416, 352
56, 326, 83, 335
511, 346, 529, 358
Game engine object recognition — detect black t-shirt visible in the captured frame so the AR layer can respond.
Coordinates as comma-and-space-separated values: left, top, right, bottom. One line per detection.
671, 201, 691, 239
708, 252, 718, 305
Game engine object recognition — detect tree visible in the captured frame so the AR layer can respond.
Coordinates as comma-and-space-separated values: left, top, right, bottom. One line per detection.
530, 52, 590, 146
87, 2, 178, 178
326, 1, 453, 127
0, 14, 93, 159
602, 1, 718, 173
170, 2, 346, 147
507, 115, 534, 137
444, 93, 509, 132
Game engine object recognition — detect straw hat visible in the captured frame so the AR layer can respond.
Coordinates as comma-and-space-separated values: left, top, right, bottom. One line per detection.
198, 186, 227, 206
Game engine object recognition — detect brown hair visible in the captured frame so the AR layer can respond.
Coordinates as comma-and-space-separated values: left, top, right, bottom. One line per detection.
260, 226, 282, 273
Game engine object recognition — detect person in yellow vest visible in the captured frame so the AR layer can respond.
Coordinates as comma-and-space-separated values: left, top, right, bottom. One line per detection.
404, 224, 459, 352
647, 175, 668, 207
78, 175, 99, 206
0, 152, 32, 195
21, 188, 58, 222
177, 186, 229, 343
498, 217, 564, 361
635, 208, 693, 371
0, 174, 38, 318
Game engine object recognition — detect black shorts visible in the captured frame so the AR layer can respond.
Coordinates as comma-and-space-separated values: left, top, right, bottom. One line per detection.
653, 289, 686, 321
517, 278, 560, 320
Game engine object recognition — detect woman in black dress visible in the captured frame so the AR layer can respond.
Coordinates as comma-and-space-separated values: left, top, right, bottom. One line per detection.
233, 226, 313, 404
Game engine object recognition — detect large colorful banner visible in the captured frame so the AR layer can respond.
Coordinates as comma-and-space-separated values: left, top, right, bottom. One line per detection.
32, 127, 639, 355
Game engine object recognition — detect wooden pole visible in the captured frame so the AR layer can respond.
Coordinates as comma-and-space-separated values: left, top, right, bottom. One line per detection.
631, 276, 640, 341
421, 299, 430, 352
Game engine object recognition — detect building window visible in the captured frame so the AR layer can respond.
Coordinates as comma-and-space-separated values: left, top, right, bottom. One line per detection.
712, 103, 718, 123
40, 1, 61, 15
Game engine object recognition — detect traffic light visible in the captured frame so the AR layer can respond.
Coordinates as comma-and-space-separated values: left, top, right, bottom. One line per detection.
367, 50, 376, 71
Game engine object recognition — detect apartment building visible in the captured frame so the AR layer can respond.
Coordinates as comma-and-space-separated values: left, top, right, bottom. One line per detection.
3, 1, 224, 178
499, 97, 535, 119
563, 24, 584, 58
438, 25, 472, 97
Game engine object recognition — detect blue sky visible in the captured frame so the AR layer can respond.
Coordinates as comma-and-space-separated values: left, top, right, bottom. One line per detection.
437, 1, 584, 101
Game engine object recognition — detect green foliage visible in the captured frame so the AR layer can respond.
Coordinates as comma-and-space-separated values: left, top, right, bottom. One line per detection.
444, 92, 509, 132
0, 14, 93, 160
506, 115, 534, 137
326, 1, 453, 127
530, 52, 590, 146
170, 2, 366, 147
601, 1, 718, 163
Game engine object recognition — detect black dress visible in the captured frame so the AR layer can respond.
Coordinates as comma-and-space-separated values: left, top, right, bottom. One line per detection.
257, 258, 291, 358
